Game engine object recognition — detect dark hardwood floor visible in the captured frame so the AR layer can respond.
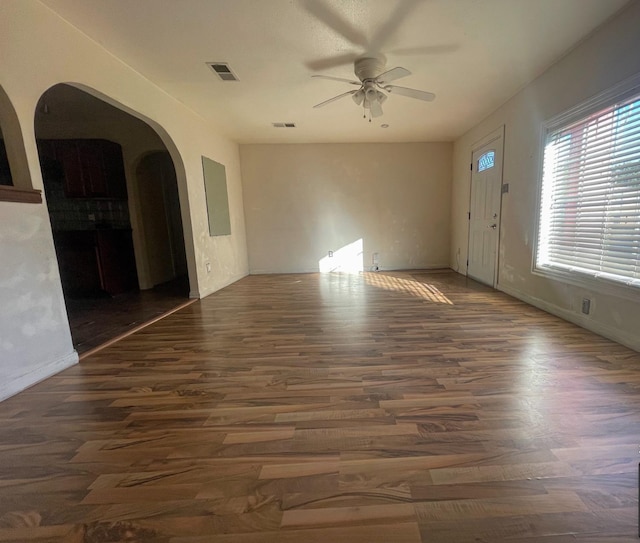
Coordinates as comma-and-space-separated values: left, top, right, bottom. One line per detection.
0, 270, 638, 542
65, 276, 191, 355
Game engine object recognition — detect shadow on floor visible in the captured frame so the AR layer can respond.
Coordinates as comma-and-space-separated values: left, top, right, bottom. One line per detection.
65, 276, 190, 355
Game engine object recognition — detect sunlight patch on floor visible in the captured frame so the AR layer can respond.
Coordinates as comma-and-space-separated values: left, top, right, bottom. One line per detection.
365, 273, 453, 304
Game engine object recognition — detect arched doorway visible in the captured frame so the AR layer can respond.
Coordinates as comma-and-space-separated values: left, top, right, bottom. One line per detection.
34, 84, 190, 354
136, 151, 188, 288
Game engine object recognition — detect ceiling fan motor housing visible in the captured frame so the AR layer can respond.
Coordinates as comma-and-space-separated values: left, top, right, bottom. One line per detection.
355, 57, 386, 82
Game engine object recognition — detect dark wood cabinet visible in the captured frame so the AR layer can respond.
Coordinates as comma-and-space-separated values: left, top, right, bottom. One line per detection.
96, 229, 138, 295
54, 229, 138, 297
78, 140, 108, 197
39, 139, 127, 199
53, 140, 86, 197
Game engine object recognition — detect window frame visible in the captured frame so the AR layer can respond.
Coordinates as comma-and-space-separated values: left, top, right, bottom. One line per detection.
532, 71, 640, 301
477, 150, 496, 172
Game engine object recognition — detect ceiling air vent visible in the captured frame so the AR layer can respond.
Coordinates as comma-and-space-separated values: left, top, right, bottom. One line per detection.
207, 62, 239, 81
272, 122, 296, 128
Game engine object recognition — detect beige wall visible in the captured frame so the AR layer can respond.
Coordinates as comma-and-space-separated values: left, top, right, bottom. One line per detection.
241, 143, 452, 274
451, 0, 640, 351
0, 0, 248, 399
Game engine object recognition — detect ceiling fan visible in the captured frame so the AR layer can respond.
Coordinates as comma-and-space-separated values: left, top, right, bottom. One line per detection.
303, 0, 450, 120
312, 56, 435, 119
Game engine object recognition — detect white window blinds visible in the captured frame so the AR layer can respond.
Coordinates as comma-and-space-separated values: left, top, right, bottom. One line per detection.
537, 91, 640, 288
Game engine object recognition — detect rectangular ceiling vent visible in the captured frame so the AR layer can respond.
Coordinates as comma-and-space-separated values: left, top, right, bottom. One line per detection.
272, 122, 296, 128
207, 62, 239, 81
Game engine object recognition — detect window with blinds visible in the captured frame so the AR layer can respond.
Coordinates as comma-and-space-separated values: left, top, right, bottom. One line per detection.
536, 88, 640, 289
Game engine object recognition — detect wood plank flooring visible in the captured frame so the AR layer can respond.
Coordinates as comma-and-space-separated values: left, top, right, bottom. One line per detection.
65, 276, 189, 355
0, 270, 639, 542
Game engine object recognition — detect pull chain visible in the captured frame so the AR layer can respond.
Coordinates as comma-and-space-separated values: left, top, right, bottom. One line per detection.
363, 104, 372, 122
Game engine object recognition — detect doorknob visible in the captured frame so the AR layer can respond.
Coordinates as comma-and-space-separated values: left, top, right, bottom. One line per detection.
488, 223, 497, 229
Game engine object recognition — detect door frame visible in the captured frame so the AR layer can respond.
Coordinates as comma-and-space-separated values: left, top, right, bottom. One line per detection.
133, 150, 188, 290
466, 125, 505, 287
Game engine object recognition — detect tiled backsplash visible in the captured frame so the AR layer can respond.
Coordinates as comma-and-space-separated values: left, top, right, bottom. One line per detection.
44, 176, 131, 231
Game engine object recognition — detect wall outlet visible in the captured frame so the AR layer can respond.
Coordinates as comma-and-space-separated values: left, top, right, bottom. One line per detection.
328, 250, 333, 258
581, 298, 591, 315
205, 261, 212, 273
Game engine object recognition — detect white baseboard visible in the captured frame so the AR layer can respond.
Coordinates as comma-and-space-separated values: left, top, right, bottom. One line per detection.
0, 351, 79, 402
498, 283, 640, 352
249, 268, 319, 275
248, 266, 451, 275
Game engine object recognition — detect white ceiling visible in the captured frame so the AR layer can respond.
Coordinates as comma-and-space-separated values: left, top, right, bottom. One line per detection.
41, 0, 631, 144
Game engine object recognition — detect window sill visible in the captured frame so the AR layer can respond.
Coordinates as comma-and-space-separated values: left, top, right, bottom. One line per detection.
0, 185, 42, 204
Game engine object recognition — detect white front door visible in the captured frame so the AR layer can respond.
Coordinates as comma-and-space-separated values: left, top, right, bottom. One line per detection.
467, 131, 504, 286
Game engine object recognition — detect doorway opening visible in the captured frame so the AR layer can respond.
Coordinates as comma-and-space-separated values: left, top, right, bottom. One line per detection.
35, 84, 190, 354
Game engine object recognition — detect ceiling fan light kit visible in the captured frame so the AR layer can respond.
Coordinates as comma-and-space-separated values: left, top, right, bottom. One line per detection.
312, 57, 436, 121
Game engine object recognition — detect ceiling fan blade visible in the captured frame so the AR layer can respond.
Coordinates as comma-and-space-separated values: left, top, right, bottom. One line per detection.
385, 85, 436, 102
301, 0, 368, 48
313, 90, 358, 109
305, 53, 359, 72
370, 99, 384, 118
369, 0, 423, 53
312, 74, 361, 85
377, 67, 411, 85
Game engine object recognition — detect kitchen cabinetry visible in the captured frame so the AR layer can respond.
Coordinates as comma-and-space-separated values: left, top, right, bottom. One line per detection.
96, 229, 138, 295
38, 139, 127, 199
54, 229, 138, 297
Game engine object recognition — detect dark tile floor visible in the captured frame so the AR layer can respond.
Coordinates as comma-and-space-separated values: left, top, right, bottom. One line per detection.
64, 276, 190, 354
